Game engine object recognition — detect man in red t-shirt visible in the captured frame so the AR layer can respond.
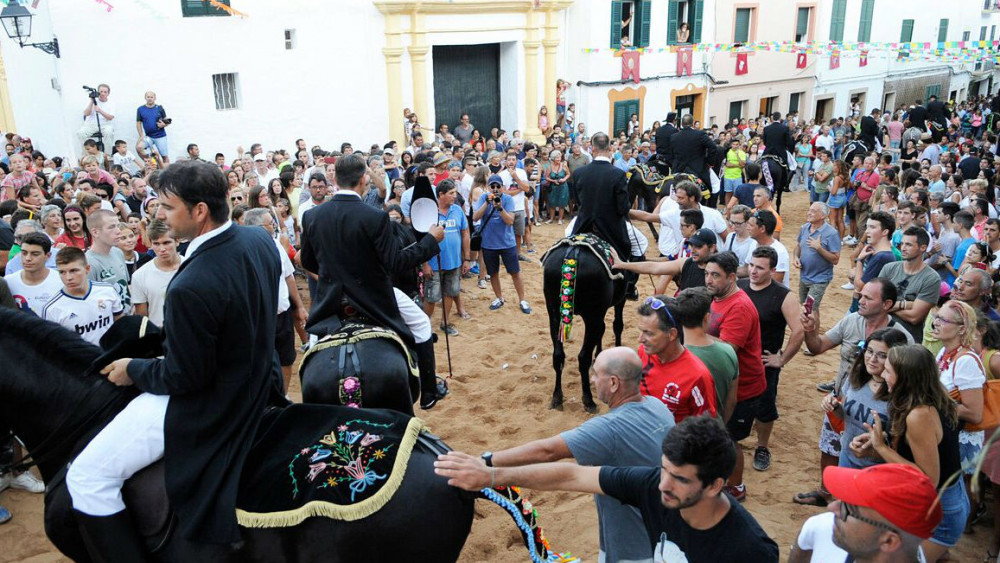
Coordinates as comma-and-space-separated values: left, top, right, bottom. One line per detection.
636, 295, 717, 422
704, 251, 764, 502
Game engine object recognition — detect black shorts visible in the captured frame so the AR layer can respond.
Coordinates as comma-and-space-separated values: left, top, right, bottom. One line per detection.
757, 366, 781, 424
275, 310, 296, 367
726, 394, 763, 442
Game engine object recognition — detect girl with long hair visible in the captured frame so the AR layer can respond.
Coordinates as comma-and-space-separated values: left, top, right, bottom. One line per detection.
54, 205, 90, 249
828, 159, 849, 238
851, 344, 966, 562
469, 166, 490, 289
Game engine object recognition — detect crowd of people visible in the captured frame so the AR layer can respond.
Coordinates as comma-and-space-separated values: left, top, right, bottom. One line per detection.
3, 81, 1000, 562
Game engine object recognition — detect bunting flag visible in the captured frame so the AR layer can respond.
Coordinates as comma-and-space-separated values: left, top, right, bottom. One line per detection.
735, 52, 748, 75
677, 46, 692, 76
95, 0, 113, 12
209, 0, 248, 17
859, 51, 868, 67
796, 51, 807, 69
830, 51, 840, 69
622, 51, 640, 84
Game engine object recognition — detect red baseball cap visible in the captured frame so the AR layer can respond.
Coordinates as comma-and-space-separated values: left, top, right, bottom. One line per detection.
823, 464, 942, 539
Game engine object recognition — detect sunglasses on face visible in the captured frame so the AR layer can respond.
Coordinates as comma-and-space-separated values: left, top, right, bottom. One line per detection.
231, 196, 244, 202
839, 502, 899, 534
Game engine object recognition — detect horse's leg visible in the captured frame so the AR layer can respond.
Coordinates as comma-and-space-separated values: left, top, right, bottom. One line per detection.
644, 190, 660, 239
774, 166, 784, 214
548, 295, 566, 410
613, 296, 625, 347
577, 312, 605, 414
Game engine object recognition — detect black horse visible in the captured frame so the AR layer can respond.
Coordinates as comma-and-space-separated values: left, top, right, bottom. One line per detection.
0, 309, 562, 563
542, 235, 626, 413
626, 163, 666, 238
842, 139, 870, 168
298, 323, 419, 416
759, 154, 791, 214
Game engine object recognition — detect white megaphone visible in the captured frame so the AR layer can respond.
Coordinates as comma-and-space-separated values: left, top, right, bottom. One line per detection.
409, 176, 438, 233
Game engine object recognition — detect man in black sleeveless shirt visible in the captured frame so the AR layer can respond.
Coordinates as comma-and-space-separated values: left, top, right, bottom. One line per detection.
737, 246, 804, 472
612, 228, 716, 294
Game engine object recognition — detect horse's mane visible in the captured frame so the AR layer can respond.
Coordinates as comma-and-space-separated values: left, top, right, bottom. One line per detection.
0, 308, 102, 370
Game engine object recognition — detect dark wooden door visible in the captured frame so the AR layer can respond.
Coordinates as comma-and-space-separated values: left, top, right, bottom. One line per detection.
433, 44, 500, 140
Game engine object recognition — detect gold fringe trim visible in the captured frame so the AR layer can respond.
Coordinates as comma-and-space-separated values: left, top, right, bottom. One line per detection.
235, 417, 426, 528
299, 325, 419, 379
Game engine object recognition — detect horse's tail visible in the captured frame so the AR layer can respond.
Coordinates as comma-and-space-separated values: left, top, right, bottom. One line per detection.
476, 486, 579, 563
557, 251, 580, 343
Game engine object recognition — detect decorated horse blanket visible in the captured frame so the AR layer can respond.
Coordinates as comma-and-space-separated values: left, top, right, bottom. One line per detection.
235, 404, 423, 527
299, 322, 418, 378
541, 233, 623, 282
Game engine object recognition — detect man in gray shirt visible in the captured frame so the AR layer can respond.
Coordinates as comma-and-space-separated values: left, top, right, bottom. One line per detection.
793, 202, 841, 312
477, 347, 674, 563
85, 209, 131, 311
878, 226, 940, 342
454, 113, 475, 145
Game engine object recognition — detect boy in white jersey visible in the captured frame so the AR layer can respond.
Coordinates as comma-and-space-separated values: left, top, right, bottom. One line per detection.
43, 247, 123, 345
4, 232, 62, 315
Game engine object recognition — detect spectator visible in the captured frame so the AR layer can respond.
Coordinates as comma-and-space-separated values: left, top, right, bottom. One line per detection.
54, 205, 90, 250
721, 205, 758, 274
297, 172, 329, 224
790, 464, 942, 563
675, 287, 739, 422
794, 202, 842, 311
739, 246, 804, 472
4, 232, 61, 315
116, 222, 139, 279
878, 226, 940, 343
497, 153, 529, 259
423, 180, 470, 335
849, 345, 968, 562
435, 415, 779, 562
0, 154, 39, 204
474, 175, 530, 314
748, 210, 789, 285
703, 251, 764, 501
850, 156, 881, 232
851, 211, 896, 311
42, 247, 124, 345
635, 295, 717, 421
752, 186, 783, 239
945, 210, 976, 286
111, 140, 143, 178
722, 138, 747, 206
129, 219, 180, 327
476, 347, 674, 563
929, 202, 961, 280
76, 84, 115, 150
85, 209, 131, 311
612, 228, 716, 294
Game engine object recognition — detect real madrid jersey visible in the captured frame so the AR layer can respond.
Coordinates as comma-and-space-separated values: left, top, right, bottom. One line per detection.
4, 268, 62, 316
41, 281, 123, 346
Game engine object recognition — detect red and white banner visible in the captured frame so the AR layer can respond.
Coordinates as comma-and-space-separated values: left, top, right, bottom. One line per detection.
796, 52, 807, 69
622, 51, 641, 84
859, 51, 868, 67
736, 53, 748, 75
830, 51, 841, 70
677, 46, 692, 77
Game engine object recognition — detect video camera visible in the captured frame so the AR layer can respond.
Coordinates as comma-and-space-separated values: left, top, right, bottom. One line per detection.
82, 85, 99, 100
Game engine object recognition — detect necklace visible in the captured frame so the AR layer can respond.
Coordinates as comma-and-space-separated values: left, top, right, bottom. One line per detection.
938, 345, 966, 373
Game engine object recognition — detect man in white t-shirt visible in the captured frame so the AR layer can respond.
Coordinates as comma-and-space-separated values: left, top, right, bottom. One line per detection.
789, 464, 935, 563
749, 209, 789, 285
498, 153, 529, 256
722, 205, 759, 275
4, 232, 62, 315
77, 84, 116, 150
298, 172, 330, 224
43, 247, 123, 346
85, 210, 131, 311
130, 220, 180, 327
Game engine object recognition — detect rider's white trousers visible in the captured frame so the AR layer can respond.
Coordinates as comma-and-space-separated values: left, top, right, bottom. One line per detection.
66, 392, 168, 516
394, 287, 431, 344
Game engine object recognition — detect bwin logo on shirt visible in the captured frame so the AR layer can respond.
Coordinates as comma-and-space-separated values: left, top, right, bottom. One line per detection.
75, 316, 111, 335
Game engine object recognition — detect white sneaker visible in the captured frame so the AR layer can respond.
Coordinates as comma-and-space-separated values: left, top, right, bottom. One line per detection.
0, 471, 44, 494
840, 282, 854, 290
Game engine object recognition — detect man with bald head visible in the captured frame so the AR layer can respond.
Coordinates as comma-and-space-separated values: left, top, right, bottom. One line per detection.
475, 347, 674, 563
136, 90, 171, 163
924, 268, 999, 356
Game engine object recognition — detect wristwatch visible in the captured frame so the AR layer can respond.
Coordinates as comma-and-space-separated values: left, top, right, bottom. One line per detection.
481, 451, 494, 467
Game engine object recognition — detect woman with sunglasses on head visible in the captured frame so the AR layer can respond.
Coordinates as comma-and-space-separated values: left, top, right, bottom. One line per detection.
850, 344, 967, 562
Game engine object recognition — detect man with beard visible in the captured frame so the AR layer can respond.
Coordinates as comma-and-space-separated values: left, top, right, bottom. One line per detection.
435, 415, 779, 563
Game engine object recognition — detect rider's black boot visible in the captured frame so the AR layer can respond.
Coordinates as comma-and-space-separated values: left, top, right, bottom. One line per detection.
74, 509, 148, 563
414, 339, 447, 410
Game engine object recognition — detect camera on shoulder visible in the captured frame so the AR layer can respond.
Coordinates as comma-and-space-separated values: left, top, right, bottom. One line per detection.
82, 85, 98, 100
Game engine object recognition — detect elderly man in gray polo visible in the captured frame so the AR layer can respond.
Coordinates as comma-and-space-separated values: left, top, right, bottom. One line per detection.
794, 201, 842, 313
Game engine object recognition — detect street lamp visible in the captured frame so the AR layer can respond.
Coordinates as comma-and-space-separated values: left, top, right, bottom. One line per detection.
0, 1, 58, 58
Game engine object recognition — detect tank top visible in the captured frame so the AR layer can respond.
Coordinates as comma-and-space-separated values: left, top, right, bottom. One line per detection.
896, 407, 960, 489
738, 279, 789, 354
982, 348, 999, 379
677, 259, 706, 293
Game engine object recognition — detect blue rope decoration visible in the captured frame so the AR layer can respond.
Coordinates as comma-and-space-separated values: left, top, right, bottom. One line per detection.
480, 487, 546, 563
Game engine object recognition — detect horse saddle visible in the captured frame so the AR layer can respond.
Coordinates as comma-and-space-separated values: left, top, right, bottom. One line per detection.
541, 234, 624, 281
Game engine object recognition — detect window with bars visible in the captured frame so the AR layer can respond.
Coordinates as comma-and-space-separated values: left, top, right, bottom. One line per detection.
212, 73, 240, 110
182, 0, 230, 17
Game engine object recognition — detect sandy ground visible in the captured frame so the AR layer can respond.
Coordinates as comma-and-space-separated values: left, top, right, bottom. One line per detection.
0, 190, 993, 562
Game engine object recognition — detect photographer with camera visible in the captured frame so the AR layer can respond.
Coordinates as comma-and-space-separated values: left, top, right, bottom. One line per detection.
473, 174, 531, 314
77, 84, 115, 152
135, 90, 171, 164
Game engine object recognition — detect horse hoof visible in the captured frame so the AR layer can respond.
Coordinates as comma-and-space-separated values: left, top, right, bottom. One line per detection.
583, 402, 598, 414
550, 396, 564, 410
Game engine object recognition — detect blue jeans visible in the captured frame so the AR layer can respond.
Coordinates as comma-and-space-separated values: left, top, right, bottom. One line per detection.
889, 139, 900, 163
931, 479, 970, 547
833, 144, 843, 160
723, 177, 741, 193
812, 190, 829, 204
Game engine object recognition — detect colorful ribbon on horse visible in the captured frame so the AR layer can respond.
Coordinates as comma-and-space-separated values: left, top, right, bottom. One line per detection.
480, 486, 579, 563
558, 258, 578, 343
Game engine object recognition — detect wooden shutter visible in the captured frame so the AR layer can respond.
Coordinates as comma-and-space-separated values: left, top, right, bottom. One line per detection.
789, 93, 800, 114
900, 19, 913, 42
667, 0, 679, 45
610, 0, 623, 48
857, 0, 874, 42
938, 19, 949, 43
829, 0, 846, 42
734, 8, 751, 43
637, 0, 651, 47
692, 0, 704, 43
614, 102, 630, 136
795, 8, 809, 41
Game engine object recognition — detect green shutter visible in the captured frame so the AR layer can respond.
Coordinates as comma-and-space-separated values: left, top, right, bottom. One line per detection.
637, 0, 651, 47
925, 85, 940, 99
182, 0, 229, 17
614, 101, 631, 136
610, 0, 623, 48
692, 0, 704, 43
982, 26, 988, 41
901, 19, 913, 42
857, 0, 874, 42
789, 93, 800, 114
729, 101, 743, 122
734, 8, 751, 43
992, 25, 996, 41
830, 0, 846, 42
795, 8, 809, 41
667, 0, 679, 45
938, 19, 949, 43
